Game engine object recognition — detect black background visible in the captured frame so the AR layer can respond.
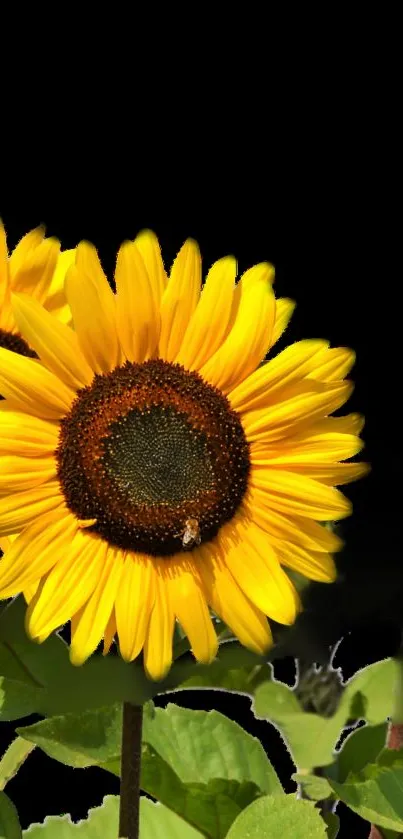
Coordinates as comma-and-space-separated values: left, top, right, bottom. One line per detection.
0, 147, 395, 839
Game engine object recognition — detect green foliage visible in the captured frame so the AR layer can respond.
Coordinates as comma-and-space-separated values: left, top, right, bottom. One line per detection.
0, 791, 22, 839
0, 598, 155, 713
225, 794, 328, 839
164, 641, 267, 694
292, 773, 333, 801
321, 811, 340, 838
18, 702, 281, 839
328, 750, 403, 832
0, 678, 44, 723
22, 795, 203, 838
0, 738, 35, 791
176, 664, 267, 694
253, 659, 396, 770
0, 599, 268, 716
17, 705, 122, 769
141, 703, 282, 795
2, 598, 402, 837
336, 723, 388, 782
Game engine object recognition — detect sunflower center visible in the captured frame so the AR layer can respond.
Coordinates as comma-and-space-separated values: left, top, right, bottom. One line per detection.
0, 328, 37, 358
56, 359, 250, 556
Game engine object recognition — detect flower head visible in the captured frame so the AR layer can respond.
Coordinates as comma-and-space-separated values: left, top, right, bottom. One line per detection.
0, 223, 74, 359
0, 232, 369, 680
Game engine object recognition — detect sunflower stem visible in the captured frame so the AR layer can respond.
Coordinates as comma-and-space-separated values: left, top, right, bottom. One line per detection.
119, 702, 143, 839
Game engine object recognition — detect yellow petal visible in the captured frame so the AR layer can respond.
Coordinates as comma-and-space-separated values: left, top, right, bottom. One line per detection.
0, 481, 64, 536
0, 222, 13, 331
0, 221, 9, 297
0, 411, 59, 456
312, 347, 356, 381
10, 233, 61, 305
167, 555, 218, 665
198, 543, 273, 655
175, 256, 237, 371
272, 539, 337, 583
200, 264, 276, 393
115, 552, 156, 662
45, 248, 76, 300
159, 240, 202, 362
0, 535, 13, 553
0, 509, 76, 598
243, 380, 353, 442
65, 244, 122, 374
229, 339, 329, 412
293, 461, 370, 486
271, 298, 296, 345
252, 494, 342, 552
12, 293, 93, 390
23, 578, 39, 604
250, 434, 364, 466
249, 469, 352, 520
134, 230, 167, 309
8, 227, 45, 275
26, 530, 106, 640
245, 487, 343, 553
218, 516, 301, 624
0, 454, 56, 495
115, 241, 159, 362
69, 544, 125, 666
0, 347, 75, 420
143, 559, 175, 681
103, 608, 117, 655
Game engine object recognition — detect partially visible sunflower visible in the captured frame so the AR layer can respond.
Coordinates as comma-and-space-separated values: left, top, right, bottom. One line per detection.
0, 223, 74, 359
0, 232, 369, 680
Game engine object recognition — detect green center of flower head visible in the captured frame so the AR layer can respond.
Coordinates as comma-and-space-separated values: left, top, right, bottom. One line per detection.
0, 328, 37, 358
56, 359, 250, 556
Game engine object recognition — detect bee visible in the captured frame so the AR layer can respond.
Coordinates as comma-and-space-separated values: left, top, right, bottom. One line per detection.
181, 517, 201, 549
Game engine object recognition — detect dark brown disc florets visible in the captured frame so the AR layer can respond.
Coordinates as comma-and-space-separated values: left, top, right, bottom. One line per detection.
56, 359, 250, 556
0, 328, 37, 358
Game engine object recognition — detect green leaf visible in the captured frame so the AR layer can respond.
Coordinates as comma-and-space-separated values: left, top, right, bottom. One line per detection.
345, 659, 398, 724
0, 678, 44, 722
322, 811, 340, 838
292, 773, 333, 801
140, 797, 204, 837
0, 791, 22, 839
19, 702, 282, 839
328, 752, 403, 831
176, 664, 267, 694
0, 641, 40, 686
140, 747, 262, 839
17, 705, 122, 769
253, 658, 397, 770
225, 794, 327, 839
0, 598, 268, 713
142, 703, 282, 794
22, 796, 203, 838
336, 723, 388, 782
162, 641, 267, 693
0, 738, 35, 791
140, 703, 282, 837
253, 680, 348, 769
0, 597, 163, 713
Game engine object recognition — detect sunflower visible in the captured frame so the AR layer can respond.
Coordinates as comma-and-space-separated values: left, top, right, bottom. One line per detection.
0, 233, 368, 680
0, 222, 74, 360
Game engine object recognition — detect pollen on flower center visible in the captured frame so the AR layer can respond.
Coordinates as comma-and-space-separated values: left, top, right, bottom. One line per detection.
56, 359, 250, 556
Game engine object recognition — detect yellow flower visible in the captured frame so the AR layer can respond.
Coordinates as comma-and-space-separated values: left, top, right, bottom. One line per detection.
0, 223, 74, 357
0, 233, 369, 680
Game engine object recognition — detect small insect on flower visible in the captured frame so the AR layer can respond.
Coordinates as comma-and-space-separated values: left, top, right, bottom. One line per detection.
181, 518, 202, 549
